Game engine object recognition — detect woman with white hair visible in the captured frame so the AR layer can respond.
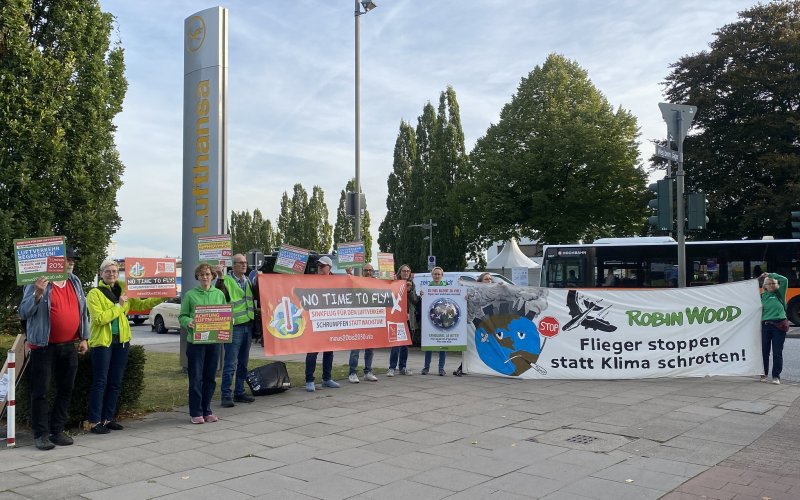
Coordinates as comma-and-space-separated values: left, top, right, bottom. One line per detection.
86, 260, 166, 434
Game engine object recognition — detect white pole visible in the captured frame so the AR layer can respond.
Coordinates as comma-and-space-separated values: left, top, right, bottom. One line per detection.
6, 351, 15, 448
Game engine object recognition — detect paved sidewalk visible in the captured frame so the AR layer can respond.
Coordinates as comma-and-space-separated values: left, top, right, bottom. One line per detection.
2, 349, 799, 500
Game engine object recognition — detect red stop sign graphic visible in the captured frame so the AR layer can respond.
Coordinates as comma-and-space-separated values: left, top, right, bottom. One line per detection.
538, 316, 560, 337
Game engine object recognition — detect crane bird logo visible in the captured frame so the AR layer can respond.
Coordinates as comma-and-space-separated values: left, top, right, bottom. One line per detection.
186, 15, 206, 53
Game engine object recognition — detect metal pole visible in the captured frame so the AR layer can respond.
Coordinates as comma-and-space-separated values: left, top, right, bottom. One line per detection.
676, 111, 686, 288
428, 219, 433, 257
354, 1, 361, 248
6, 351, 15, 448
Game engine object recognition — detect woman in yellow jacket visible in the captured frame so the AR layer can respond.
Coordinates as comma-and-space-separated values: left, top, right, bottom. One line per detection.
86, 260, 165, 434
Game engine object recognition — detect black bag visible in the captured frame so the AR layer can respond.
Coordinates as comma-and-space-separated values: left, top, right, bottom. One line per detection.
246, 361, 291, 395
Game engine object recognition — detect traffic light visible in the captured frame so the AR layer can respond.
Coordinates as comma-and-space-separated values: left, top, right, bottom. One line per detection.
792, 211, 800, 239
687, 192, 708, 230
648, 179, 673, 231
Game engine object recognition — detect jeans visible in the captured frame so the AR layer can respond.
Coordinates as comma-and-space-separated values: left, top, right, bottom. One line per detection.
29, 342, 79, 438
221, 322, 253, 398
305, 351, 333, 383
423, 350, 446, 371
349, 349, 373, 375
88, 337, 129, 423
186, 342, 221, 418
761, 322, 786, 379
389, 346, 408, 370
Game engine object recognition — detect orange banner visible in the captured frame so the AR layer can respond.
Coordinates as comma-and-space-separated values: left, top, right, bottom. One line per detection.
258, 274, 411, 355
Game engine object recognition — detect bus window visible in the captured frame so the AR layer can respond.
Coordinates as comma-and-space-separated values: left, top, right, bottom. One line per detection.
751, 261, 767, 279
642, 259, 676, 287
727, 261, 745, 282
691, 258, 719, 286
546, 260, 585, 288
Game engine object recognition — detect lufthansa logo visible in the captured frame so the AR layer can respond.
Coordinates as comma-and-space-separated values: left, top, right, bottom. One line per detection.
186, 15, 206, 52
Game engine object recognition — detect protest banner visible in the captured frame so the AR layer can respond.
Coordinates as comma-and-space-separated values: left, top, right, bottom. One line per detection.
421, 284, 467, 351
197, 234, 233, 267
258, 274, 410, 355
377, 252, 395, 279
192, 304, 232, 343
14, 236, 67, 285
336, 241, 366, 269
274, 244, 310, 274
462, 280, 762, 379
124, 257, 178, 298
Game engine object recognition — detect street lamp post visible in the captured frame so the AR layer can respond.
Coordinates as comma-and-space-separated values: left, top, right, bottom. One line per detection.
354, 0, 376, 268
409, 219, 437, 269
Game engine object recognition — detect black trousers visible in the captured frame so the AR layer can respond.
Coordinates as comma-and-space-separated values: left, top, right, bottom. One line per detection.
29, 342, 79, 438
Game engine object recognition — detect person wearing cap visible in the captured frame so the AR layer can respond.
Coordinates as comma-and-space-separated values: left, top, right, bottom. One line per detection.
215, 254, 256, 408
348, 263, 378, 383
19, 246, 90, 450
305, 256, 341, 392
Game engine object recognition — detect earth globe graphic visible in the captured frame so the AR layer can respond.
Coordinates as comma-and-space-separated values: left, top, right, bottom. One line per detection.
429, 298, 460, 329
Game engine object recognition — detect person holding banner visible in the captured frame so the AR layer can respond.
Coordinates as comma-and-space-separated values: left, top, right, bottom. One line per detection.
180, 263, 227, 424
215, 254, 256, 407
349, 264, 379, 383
19, 246, 89, 450
305, 256, 341, 392
388, 264, 418, 377
86, 260, 166, 434
760, 272, 788, 384
421, 267, 448, 376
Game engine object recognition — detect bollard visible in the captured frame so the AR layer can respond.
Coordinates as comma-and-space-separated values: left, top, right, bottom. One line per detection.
6, 351, 15, 448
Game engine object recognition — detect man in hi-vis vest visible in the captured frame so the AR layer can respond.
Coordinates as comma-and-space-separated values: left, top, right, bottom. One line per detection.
215, 254, 256, 407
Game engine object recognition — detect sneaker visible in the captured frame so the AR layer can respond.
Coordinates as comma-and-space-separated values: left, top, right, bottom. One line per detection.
306, 382, 316, 392
34, 435, 55, 450
364, 372, 378, 382
221, 397, 235, 408
49, 432, 74, 446
772, 378, 781, 385
349, 373, 360, 383
400, 368, 413, 376
234, 394, 255, 403
439, 368, 446, 376
760, 375, 767, 383
421, 367, 429, 375
104, 421, 124, 431
387, 369, 396, 377
190, 416, 205, 424
322, 379, 340, 388
204, 414, 219, 423
90, 423, 110, 434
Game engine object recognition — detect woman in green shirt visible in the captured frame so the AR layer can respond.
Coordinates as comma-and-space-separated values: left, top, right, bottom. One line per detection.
759, 272, 788, 384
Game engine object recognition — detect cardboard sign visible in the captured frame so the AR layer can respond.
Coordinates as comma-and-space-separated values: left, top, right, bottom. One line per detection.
14, 236, 67, 285
124, 257, 178, 298
192, 304, 232, 343
336, 241, 366, 269
421, 284, 467, 352
377, 252, 395, 280
197, 234, 233, 267
274, 245, 310, 274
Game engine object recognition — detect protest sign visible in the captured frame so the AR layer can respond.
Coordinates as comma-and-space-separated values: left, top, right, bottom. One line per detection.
421, 284, 467, 351
192, 304, 232, 343
14, 236, 67, 285
336, 241, 366, 269
274, 245, 310, 274
124, 257, 178, 298
462, 280, 762, 379
197, 234, 233, 267
258, 274, 410, 355
377, 253, 395, 279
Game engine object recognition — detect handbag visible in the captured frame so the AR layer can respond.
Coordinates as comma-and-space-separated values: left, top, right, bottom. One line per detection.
773, 319, 790, 333
245, 361, 291, 395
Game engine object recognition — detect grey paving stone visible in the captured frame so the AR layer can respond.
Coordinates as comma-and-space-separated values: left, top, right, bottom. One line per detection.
373, 416, 434, 433
156, 483, 251, 500
539, 492, 595, 500
144, 449, 224, 473
0, 454, 42, 473
393, 429, 461, 446
253, 442, 320, 464
139, 436, 207, 454
214, 409, 276, 424
289, 474, 378, 500
681, 420, 769, 445
590, 463, 689, 491
519, 459, 597, 483
642, 442, 741, 467
81, 460, 170, 486
339, 425, 405, 443
321, 414, 381, 430
191, 427, 255, 444
82, 480, 178, 500
560, 475, 665, 500
481, 471, 565, 497
486, 439, 568, 463
235, 419, 294, 435
357, 478, 452, 500
14, 444, 100, 462
427, 421, 492, 437
194, 437, 269, 460
674, 405, 730, 418
218, 469, 307, 495
83, 445, 163, 466
620, 456, 708, 477
249, 430, 310, 448
410, 466, 493, 491
341, 461, 419, 485
317, 447, 388, 467
76, 434, 155, 451
0, 491, 31, 500
13, 475, 109, 499
0, 470, 39, 490
513, 418, 568, 431
205, 456, 284, 475
483, 425, 544, 441
298, 433, 369, 452
19, 456, 99, 481
550, 449, 629, 472
380, 451, 451, 472
616, 416, 701, 442
271, 458, 351, 481
357, 437, 421, 456
151, 466, 235, 490
250, 490, 317, 500
449, 485, 533, 499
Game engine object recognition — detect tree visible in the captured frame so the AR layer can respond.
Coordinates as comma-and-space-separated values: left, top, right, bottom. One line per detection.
276, 192, 291, 247
229, 208, 275, 255
0, 0, 127, 307
307, 186, 332, 253
332, 179, 372, 262
469, 54, 647, 246
378, 121, 417, 263
662, 1, 800, 239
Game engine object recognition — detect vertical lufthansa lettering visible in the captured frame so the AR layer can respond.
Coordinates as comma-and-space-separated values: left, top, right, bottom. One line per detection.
193, 80, 210, 233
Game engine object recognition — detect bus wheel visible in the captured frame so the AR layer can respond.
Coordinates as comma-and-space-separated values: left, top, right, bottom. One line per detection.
787, 297, 800, 326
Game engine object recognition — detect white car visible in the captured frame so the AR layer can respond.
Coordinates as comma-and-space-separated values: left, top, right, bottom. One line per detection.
149, 297, 181, 334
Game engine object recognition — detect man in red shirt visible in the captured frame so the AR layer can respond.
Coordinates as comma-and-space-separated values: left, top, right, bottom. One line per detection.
19, 246, 90, 450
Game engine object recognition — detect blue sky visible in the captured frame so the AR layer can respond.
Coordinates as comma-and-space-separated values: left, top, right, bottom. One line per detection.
102, 0, 755, 261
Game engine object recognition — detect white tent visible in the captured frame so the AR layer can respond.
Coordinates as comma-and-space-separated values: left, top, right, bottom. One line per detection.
486, 238, 540, 285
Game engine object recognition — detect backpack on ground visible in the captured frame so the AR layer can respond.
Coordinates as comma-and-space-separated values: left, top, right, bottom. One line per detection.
245, 361, 291, 395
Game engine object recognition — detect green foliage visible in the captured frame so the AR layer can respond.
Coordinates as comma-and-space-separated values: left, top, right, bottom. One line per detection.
308, 186, 332, 254
276, 183, 333, 253
332, 179, 373, 262
379, 122, 417, 264
11, 344, 146, 429
0, 0, 128, 307
662, 1, 800, 239
469, 54, 647, 245
229, 209, 275, 255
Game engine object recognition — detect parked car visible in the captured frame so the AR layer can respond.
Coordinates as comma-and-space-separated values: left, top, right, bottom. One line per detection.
149, 297, 181, 334
412, 271, 512, 289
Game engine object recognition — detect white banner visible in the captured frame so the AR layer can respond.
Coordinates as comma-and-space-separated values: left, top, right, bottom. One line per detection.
463, 280, 762, 379
422, 285, 467, 352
